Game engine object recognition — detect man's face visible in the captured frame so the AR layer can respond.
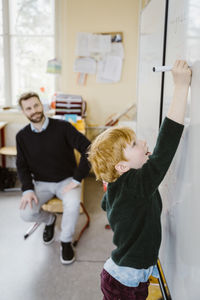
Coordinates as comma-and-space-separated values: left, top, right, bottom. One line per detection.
21, 96, 44, 123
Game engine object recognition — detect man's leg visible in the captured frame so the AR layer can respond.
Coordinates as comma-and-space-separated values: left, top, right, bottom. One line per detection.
56, 177, 81, 264
56, 177, 81, 243
20, 181, 56, 243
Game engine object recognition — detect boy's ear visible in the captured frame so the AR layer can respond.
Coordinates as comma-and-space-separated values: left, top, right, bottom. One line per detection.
115, 161, 130, 174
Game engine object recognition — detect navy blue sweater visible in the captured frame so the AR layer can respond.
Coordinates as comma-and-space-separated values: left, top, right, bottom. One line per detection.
16, 118, 91, 191
101, 118, 184, 269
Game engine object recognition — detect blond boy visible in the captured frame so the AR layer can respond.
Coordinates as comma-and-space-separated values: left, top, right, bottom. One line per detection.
89, 60, 191, 300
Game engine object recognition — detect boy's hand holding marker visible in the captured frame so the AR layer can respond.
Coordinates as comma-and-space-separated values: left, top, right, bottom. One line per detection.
168, 60, 192, 124
153, 60, 192, 125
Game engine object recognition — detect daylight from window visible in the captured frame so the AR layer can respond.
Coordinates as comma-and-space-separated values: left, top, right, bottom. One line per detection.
0, 0, 55, 106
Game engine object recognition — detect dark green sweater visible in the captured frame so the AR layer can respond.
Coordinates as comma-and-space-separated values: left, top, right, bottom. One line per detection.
101, 117, 184, 269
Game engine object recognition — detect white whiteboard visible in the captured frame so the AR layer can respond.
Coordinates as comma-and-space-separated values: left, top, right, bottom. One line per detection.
159, 0, 200, 299
137, 1, 200, 299
136, 0, 166, 151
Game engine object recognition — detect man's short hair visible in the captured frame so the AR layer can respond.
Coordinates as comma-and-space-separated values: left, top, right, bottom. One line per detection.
18, 92, 40, 108
88, 126, 135, 183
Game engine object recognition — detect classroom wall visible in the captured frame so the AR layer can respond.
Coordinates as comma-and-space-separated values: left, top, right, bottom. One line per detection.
57, 0, 140, 127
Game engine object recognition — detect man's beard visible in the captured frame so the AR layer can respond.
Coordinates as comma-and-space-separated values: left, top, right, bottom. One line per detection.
28, 111, 44, 123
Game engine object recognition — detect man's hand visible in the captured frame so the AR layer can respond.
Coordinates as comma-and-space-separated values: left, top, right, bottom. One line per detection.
20, 191, 38, 210
62, 181, 79, 194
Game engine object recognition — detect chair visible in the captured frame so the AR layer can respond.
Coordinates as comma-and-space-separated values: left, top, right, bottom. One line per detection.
42, 194, 90, 246
24, 194, 90, 247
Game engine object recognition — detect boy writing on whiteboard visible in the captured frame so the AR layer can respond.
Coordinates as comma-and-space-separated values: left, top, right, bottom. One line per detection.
88, 60, 191, 300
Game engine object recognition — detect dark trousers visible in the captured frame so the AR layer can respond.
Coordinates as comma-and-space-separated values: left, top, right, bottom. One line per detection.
101, 269, 149, 300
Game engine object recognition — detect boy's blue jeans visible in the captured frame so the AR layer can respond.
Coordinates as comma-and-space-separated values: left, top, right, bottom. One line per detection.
101, 269, 149, 300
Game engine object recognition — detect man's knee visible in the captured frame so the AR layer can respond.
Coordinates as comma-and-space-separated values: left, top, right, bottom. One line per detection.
63, 197, 80, 211
20, 208, 40, 222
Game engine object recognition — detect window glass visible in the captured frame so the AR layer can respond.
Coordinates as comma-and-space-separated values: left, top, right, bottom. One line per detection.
9, 0, 54, 35
11, 36, 54, 105
0, 37, 5, 105
0, 1, 4, 105
0, 0, 3, 34
9, 0, 55, 105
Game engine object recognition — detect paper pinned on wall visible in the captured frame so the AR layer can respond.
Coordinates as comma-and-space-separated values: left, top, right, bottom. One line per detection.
77, 73, 87, 85
101, 55, 123, 82
96, 60, 113, 83
75, 32, 92, 57
88, 34, 111, 54
110, 43, 124, 59
96, 55, 123, 83
74, 57, 96, 74
75, 33, 112, 56
75, 32, 124, 84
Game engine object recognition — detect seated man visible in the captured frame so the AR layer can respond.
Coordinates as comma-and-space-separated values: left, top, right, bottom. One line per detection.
16, 92, 91, 264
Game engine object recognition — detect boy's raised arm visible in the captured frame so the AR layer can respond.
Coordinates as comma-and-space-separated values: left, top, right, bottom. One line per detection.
167, 60, 192, 125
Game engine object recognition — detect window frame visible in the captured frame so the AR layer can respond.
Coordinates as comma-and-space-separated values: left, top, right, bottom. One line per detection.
2, 0, 12, 106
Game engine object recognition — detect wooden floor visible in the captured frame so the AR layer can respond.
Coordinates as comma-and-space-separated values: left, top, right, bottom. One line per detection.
147, 277, 162, 300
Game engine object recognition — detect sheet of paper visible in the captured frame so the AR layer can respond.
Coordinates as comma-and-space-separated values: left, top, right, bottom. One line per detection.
96, 60, 113, 83
110, 43, 124, 59
102, 55, 123, 82
74, 57, 96, 74
75, 32, 92, 57
88, 34, 111, 54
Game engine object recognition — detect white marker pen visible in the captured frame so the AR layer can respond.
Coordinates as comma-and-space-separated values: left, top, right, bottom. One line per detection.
152, 66, 173, 72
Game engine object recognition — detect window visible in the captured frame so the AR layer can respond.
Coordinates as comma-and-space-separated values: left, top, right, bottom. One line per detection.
0, 1, 5, 105
0, 0, 55, 107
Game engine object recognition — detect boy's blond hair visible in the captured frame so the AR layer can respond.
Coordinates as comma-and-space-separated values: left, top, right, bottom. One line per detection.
88, 127, 136, 183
